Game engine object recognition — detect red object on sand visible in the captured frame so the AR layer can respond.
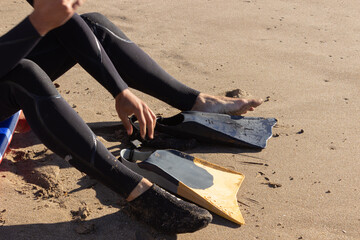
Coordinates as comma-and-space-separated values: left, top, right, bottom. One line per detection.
0, 111, 30, 164
16, 112, 31, 133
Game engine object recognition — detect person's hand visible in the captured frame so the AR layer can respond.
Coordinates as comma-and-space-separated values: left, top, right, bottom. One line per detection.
29, 0, 85, 36
115, 89, 156, 139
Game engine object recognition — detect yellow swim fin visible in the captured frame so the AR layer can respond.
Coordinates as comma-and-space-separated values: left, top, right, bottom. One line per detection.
119, 149, 245, 225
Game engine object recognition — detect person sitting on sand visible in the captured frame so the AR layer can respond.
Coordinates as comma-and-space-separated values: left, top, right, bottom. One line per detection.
0, 0, 262, 233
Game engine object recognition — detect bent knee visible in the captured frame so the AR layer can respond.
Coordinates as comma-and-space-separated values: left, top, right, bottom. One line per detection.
81, 12, 130, 42
81, 12, 109, 24
14, 59, 46, 78
16, 59, 40, 72
5, 59, 58, 97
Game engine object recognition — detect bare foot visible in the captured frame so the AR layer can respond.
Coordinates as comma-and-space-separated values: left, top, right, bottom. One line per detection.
191, 93, 263, 115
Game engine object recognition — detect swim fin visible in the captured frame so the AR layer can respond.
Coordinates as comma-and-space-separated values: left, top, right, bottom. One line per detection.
119, 149, 245, 225
155, 111, 277, 149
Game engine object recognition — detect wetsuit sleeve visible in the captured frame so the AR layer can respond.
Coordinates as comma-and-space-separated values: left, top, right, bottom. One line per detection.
52, 14, 129, 97
0, 17, 41, 79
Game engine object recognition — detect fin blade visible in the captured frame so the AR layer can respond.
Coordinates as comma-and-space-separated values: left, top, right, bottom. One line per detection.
177, 157, 245, 225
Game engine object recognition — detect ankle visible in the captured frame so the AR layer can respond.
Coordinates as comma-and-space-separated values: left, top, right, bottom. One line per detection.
126, 178, 153, 202
191, 93, 211, 111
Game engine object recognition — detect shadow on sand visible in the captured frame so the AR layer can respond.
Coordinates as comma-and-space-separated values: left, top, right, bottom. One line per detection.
0, 212, 177, 240
1, 123, 243, 239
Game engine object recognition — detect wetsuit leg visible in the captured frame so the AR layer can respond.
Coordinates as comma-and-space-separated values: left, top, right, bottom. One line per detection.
27, 14, 127, 97
81, 13, 199, 110
0, 59, 142, 197
24, 32, 77, 81
26, 13, 199, 110
81, 13, 200, 110
0, 60, 213, 233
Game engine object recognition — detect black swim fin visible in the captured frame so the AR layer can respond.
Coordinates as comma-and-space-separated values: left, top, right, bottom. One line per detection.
119, 148, 246, 225
155, 111, 277, 149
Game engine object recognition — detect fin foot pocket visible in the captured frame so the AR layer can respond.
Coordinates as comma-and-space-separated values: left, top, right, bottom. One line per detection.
125, 185, 212, 234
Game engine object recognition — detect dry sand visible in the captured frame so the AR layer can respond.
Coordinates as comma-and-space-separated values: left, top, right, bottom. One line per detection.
1, 0, 360, 239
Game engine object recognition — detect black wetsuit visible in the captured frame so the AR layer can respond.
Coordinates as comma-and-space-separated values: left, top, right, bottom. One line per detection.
0, 8, 199, 197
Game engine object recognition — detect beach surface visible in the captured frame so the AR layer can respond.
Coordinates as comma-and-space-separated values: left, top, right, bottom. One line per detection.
1, 0, 359, 239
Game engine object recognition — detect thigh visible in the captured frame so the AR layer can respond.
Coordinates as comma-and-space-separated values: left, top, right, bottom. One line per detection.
26, 32, 76, 81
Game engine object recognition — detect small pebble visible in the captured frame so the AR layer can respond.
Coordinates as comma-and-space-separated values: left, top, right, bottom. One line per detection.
268, 182, 282, 188
297, 129, 304, 134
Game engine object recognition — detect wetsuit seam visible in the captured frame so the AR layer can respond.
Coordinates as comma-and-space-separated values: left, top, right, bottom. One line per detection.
90, 134, 97, 166
93, 35, 102, 59
94, 23, 133, 44
82, 15, 132, 44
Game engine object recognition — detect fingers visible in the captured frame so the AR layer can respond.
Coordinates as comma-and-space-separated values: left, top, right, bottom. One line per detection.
137, 111, 147, 139
115, 89, 156, 139
119, 114, 133, 136
136, 106, 156, 139
145, 108, 156, 139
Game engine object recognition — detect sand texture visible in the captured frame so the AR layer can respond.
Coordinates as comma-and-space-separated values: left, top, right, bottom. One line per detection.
1, 0, 359, 239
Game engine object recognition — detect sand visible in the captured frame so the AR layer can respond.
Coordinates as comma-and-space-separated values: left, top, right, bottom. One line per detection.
1, 0, 359, 239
